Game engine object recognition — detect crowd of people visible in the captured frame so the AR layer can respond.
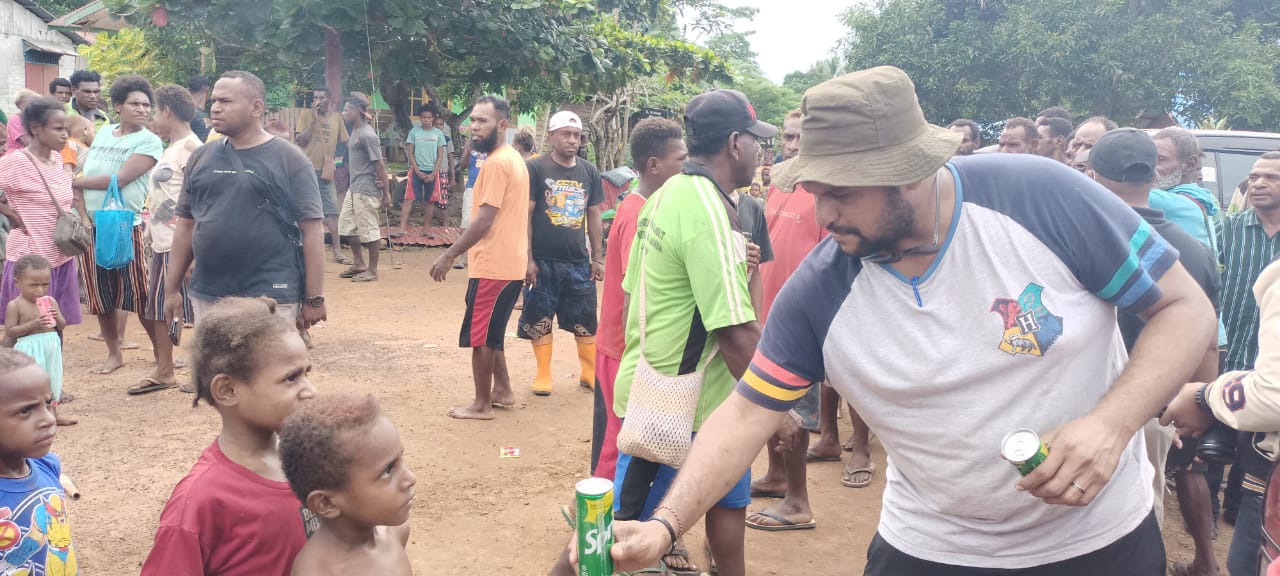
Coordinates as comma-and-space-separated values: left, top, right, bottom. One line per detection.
0, 59, 1278, 576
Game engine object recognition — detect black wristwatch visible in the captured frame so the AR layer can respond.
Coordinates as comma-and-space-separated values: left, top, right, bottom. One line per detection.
1193, 383, 1213, 415
303, 295, 325, 307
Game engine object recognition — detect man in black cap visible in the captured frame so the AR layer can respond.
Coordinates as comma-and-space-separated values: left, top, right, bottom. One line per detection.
1090, 128, 1223, 576
595, 88, 774, 576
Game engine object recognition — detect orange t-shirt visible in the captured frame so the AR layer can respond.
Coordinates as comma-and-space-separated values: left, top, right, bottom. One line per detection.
60, 138, 87, 173
467, 144, 530, 281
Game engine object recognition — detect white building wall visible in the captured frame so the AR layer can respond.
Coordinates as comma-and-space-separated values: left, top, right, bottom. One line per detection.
0, 0, 84, 118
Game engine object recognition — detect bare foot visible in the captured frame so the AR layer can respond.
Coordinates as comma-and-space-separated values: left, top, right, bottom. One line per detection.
92, 334, 141, 350
53, 406, 77, 426
491, 389, 517, 408
749, 475, 787, 498
807, 438, 842, 461
447, 403, 494, 420
90, 356, 124, 375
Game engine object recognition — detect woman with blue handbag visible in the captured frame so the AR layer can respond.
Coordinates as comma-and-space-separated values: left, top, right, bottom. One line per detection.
72, 74, 163, 387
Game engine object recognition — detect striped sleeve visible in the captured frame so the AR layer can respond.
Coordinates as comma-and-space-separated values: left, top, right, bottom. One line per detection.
735, 238, 857, 411
683, 176, 754, 332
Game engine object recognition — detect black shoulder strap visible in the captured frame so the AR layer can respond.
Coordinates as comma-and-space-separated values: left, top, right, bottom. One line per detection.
221, 139, 302, 247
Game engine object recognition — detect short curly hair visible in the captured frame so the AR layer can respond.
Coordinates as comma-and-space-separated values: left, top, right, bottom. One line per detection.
13, 254, 51, 281
191, 297, 296, 408
630, 117, 682, 168
108, 74, 154, 109
155, 84, 195, 123
280, 393, 382, 503
0, 348, 37, 377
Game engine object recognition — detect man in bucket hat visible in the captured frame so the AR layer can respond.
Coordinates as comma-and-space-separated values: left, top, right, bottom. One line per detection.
595, 66, 1216, 574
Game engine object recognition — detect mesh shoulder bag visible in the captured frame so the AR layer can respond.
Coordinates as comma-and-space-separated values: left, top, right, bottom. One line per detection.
615, 190, 718, 469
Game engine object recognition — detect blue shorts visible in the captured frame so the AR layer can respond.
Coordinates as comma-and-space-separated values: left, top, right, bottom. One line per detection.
613, 450, 752, 519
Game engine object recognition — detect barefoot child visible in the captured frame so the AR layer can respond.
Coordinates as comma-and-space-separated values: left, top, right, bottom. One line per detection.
141, 297, 316, 576
4, 254, 72, 426
0, 349, 79, 575
280, 394, 415, 575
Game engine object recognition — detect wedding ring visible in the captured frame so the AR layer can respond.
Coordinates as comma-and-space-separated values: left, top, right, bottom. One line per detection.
1071, 482, 1087, 494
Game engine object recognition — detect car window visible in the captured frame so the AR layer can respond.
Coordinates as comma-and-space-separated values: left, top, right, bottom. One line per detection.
1206, 150, 1264, 208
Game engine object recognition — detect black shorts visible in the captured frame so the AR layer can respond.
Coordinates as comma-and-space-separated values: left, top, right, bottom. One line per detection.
517, 259, 597, 340
459, 279, 521, 350
864, 511, 1165, 576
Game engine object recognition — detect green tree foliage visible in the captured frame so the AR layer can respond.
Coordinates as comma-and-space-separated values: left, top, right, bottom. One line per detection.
78, 28, 190, 88
839, 0, 1280, 130
782, 57, 843, 95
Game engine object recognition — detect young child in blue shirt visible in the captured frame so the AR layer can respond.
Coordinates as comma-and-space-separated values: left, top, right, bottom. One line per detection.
0, 349, 78, 575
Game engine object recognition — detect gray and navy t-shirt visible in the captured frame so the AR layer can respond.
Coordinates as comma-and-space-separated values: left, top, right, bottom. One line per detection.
737, 154, 1177, 569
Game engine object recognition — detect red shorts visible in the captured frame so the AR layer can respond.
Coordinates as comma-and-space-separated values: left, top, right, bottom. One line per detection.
458, 279, 521, 350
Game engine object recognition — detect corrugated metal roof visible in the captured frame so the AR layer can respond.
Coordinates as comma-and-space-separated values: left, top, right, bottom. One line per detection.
23, 38, 78, 56
13, 0, 89, 45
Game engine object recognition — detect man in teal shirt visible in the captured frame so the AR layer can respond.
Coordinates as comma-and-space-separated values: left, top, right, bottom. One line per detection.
395, 102, 448, 237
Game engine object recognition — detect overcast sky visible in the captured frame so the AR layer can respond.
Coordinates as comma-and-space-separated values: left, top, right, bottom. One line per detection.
717, 0, 851, 84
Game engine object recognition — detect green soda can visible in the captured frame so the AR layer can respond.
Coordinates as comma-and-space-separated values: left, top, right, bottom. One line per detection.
575, 477, 615, 576
1001, 428, 1049, 476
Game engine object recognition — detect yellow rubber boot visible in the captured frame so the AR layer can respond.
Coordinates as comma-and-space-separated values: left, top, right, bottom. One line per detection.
576, 336, 596, 390
532, 338, 554, 396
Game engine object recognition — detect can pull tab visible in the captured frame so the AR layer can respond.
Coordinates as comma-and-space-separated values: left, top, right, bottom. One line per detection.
911, 276, 923, 308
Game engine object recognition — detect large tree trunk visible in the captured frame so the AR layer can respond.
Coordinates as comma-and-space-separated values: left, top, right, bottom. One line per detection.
324, 27, 342, 105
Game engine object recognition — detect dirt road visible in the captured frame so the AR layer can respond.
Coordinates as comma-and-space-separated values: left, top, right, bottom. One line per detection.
54, 247, 1223, 574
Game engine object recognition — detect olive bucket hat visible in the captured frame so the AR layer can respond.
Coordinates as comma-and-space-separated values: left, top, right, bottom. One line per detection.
774, 66, 961, 191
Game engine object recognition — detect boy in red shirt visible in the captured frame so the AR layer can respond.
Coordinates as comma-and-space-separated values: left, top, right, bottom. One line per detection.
281, 394, 416, 575
141, 298, 317, 576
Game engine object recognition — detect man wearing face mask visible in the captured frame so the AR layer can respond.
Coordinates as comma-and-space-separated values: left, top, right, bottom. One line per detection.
600, 66, 1216, 576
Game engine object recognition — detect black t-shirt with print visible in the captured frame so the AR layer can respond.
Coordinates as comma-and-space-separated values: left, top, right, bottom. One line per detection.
527, 155, 604, 263
177, 138, 323, 303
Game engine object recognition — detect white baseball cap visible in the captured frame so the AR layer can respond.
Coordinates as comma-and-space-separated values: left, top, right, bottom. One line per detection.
549, 111, 583, 132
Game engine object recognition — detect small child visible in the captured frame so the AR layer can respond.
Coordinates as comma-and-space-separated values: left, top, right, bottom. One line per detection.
0, 349, 79, 575
281, 394, 415, 575
59, 115, 94, 176
140, 297, 317, 576
4, 255, 71, 426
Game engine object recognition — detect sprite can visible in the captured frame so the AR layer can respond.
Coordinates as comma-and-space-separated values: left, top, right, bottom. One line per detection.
1001, 428, 1049, 476
575, 477, 614, 576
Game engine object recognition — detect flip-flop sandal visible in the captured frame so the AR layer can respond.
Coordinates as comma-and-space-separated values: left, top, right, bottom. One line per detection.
179, 383, 196, 394
58, 393, 75, 404
128, 377, 176, 396
339, 268, 365, 278
841, 464, 876, 488
662, 546, 700, 576
806, 450, 842, 462
492, 401, 518, 409
335, 255, 354, 265
351, 274, 379, 282
619, 564, 669, 575
746, 510, 817, 531
389, 231, 407, 238
703, 543, 719, 576
560, 504, 577, 529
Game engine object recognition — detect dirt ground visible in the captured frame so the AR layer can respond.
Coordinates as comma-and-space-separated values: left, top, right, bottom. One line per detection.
52, 247, 1229, 575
